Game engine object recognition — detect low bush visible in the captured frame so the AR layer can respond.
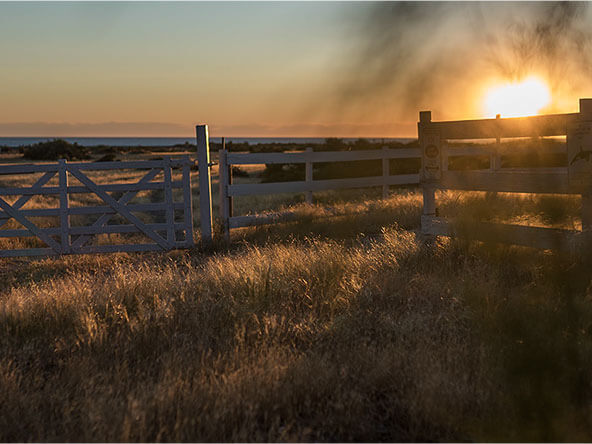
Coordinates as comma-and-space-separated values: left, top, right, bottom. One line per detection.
22, 139, 90, 161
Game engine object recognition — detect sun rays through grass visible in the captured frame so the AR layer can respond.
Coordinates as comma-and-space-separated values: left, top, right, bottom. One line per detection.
1, 189, 592, 441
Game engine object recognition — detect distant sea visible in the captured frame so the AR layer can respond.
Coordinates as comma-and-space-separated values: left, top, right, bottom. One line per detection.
0, 137, 414, 148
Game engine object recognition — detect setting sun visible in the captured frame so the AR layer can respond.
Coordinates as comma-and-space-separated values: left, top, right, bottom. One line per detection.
484, 77, 551, 118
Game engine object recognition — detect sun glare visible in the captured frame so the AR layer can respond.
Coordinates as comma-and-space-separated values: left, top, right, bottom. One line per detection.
484, 77, 551, 118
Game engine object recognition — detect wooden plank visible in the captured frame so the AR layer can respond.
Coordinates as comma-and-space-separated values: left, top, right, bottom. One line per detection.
68, 158, 191, 171
0, 208, 59, 218
582, 194, 592, 231
227, 148, 421, 165
0, 186, 62, 196
182, 159, 195, 247
0, 181, 182, 196
196, 124, 213, 244
228, 174, 419, 197
58, 160, 70, 254
0, 171, 56, 228
305, 147, 313, 203
446, 146, 491, 157
163, 157, 176, 247
0, 159, 191, 176
426, 217, 579, 251
71, 243, 166, 254
227, 152, 306, 165
68, 202, 182, 216
382, 146, 389, 199
69, 181, 182, 193
0, 228, 61, 237
440, 170, 573, 194
0, 163, 59, 175
69, 223, 185, 236
0, 222, 185, 238
422, 112, 579, 140
67, 166, 170, 250
492, 114, 502, 170
218, 148, 230, 241
0, 197, 62, 252
71, 168, 161, 249
446, 144, 566, 157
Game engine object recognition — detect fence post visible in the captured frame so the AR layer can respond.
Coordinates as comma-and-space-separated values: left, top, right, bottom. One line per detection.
491, 114, 502, 171
58, 159, 70, 254
219, 142, 231, 242
196, 124, 213, 244
419, 110, 441, 235
163, 156, 175, 249
382, 146, 389, 199
580, 99, 592, 232
305, 147, 313, 204
181, 156, 195, 247
441, 140, 448, 173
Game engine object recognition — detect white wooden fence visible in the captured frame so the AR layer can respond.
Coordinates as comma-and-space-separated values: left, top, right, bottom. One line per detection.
0, 156, 194, 257
215, 144, 421, 239
420, 98, 592, 251
8, 102, 589, 258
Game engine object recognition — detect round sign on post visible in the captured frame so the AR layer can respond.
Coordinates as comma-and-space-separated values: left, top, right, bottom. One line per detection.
425, 144, 439, 158
421, 131, 442, 183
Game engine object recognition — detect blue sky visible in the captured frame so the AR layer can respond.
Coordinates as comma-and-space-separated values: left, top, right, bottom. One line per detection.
0, 2, 363, 136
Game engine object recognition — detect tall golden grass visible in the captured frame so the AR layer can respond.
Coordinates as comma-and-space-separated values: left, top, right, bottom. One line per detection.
1, 186, 592, 441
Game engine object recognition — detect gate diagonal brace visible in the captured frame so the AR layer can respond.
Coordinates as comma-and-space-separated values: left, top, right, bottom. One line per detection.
67, 166, 171, 250
0, 171, 56, 229
0, 196, 63, 253
71, 168, 161, 249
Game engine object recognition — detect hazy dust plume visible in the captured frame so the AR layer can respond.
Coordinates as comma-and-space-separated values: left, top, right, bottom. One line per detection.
324, 2, 592, 122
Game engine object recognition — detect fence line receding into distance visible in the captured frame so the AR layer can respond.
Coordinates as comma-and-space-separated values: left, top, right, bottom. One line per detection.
216, 145, 421, 239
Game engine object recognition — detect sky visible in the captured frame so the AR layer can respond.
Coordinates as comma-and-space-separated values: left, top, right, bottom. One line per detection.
1, 1, 592, 138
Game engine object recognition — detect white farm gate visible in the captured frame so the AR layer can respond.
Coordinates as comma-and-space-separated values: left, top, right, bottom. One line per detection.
0, 156, 194, 257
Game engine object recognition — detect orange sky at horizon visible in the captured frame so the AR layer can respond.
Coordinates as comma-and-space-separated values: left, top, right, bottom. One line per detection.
1, 2, 591, 138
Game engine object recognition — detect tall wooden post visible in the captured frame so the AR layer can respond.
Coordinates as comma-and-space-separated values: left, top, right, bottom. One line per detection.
219, 138, 232, 242
382, 146, 390, 199
419, 111, 441, 235
58, 159, 70, 254
492, 114, 501, 171
181, 156, 195, 247
578, 99, 592, 231
163, 156, 175, 249
305, 147, 313, 204
196, 125, 213, 244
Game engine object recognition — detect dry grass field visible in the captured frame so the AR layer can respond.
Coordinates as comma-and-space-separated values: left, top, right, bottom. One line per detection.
1, 149, 592, 441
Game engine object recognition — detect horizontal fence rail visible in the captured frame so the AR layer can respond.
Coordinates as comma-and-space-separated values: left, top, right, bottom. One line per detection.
440, 169, 571, 194
228, 174, 420, 197
429, 112, 579, 140
419, 98, 592, 251
0, 156, 195, 258
217, 146, 421, 239
226, 147, 421, 165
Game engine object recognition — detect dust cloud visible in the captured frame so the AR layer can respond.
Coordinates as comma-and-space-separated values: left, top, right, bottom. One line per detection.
322, 2, 592, 124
